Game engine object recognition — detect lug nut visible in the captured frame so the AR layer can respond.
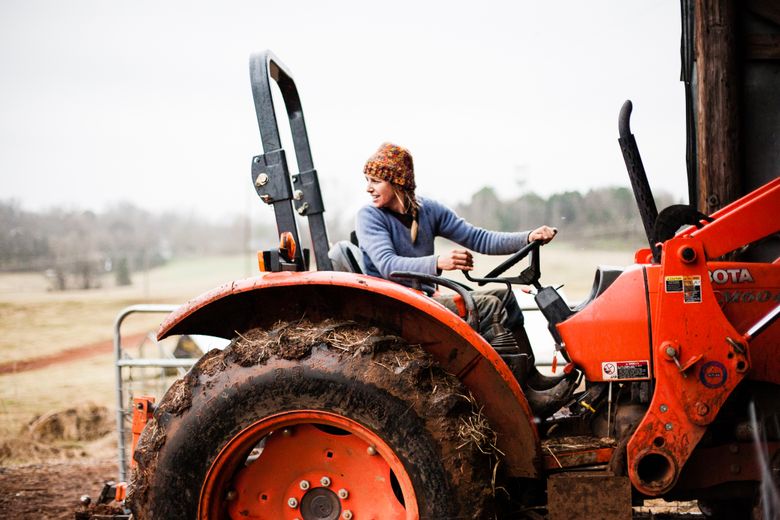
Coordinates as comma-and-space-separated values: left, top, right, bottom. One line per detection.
299, 480, 310, 490
282, 428, 292, 437
320, 476, 331, 487
342, 510, 353, 520
288, 497, 298, 508
225, 490, 237, 501
367, 446, 377, 456
665, 423, 673, 431
338, 488, 349, 499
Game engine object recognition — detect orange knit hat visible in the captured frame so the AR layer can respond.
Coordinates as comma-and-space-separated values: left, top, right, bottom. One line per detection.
363, 143, 416, 191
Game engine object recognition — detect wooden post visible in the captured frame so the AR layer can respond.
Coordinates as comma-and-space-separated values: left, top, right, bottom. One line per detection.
694, 0, 741, 213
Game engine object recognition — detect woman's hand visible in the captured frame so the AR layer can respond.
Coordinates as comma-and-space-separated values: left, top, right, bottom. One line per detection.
529, 225, 558, 244
437, 249, 474, 271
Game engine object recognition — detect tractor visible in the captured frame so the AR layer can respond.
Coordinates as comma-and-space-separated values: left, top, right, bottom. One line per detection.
115, 49, 780, 520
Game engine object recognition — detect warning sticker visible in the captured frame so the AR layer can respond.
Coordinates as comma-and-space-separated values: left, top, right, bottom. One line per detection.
665, 276, 683, 292
683, 276, 702, 303
601, 360, 650, 380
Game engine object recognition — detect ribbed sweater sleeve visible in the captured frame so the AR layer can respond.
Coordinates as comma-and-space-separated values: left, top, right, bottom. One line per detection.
429, 199, 529, 254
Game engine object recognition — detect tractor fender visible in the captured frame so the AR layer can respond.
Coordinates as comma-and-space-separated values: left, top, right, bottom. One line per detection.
157, 270, 541, 478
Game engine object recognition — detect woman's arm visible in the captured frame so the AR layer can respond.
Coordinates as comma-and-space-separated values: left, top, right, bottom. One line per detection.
431, 199, 529, 254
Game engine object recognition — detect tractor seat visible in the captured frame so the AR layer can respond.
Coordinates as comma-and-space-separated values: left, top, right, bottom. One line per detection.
328, 240, 365, 274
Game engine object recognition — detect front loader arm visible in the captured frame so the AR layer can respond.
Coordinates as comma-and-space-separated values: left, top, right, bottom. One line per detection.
626, 177, 780, 496
688, 176, 780, 260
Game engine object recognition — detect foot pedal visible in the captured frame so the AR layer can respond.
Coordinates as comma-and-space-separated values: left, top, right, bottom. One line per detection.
524, 370, 579, 418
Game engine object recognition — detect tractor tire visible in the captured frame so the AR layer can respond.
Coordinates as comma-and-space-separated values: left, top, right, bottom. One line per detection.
128, 320, 497, 519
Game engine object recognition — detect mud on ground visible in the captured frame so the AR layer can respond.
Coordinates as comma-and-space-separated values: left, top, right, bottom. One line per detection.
0, 403, 119, 519
0, 458, 118, 520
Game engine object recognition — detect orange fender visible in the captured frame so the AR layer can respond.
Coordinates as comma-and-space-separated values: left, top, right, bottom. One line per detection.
158, 270, 541, 478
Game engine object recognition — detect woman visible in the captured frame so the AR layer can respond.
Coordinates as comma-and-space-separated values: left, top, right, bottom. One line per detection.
356, 142, 558, 386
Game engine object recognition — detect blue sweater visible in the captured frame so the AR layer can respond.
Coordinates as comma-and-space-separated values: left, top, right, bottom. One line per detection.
356, 197, 529, 284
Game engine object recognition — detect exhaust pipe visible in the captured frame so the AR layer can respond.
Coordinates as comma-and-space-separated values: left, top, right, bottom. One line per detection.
618, 100, 661, 262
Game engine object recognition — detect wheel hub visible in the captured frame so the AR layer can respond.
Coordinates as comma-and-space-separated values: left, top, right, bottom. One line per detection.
200, 412, 418, 519
301, 487, 341, 520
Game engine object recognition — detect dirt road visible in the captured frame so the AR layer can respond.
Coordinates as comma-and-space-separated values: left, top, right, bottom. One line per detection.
0, 333, 147, 375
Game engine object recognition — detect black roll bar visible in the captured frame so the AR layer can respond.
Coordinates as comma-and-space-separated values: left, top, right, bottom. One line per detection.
249, 51, 332, 270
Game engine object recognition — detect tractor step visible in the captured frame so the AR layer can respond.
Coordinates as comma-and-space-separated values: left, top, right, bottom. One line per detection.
542, 435, 617, 470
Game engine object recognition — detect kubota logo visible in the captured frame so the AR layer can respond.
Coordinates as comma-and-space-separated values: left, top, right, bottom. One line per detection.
709, 268, 754, 284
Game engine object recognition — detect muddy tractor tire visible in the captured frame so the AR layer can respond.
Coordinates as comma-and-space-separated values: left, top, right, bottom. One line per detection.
128, 320, 497, 519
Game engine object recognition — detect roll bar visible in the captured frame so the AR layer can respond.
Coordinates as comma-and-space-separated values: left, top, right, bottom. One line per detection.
249, 51, 332, 270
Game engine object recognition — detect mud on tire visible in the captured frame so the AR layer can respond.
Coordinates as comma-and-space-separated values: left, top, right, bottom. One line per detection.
128, 319, 497, 519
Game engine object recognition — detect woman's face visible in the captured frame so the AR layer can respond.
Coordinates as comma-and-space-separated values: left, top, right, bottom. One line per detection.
365, 175, 403, 212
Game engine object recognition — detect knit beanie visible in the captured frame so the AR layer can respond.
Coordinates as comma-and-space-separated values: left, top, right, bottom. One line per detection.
363, 143, 416, 191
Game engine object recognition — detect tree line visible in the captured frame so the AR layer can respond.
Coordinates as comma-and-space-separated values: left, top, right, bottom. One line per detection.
1, 186, 671, 290
453, 186, 674, 247
0, 200, 271, 290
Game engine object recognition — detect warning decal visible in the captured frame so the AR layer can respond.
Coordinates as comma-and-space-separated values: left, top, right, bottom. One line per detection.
665, 276, 683, 292
683, 276, 702, 303
601, 360, 650, 380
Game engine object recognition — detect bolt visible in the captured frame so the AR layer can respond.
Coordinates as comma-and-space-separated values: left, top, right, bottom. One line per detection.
696, 402, 710, 416
342, 511, 353, 520
299, 480, 310, 490
253, 156, 261, 164
294, 189, 304, 200
730, 464, 741, 474
282, 428, 292, 437
255, 173, 269, 186
296, 202, 309, 215
729, 444, 739, 454
288, 497, 298, 508
665, 423, 673, 431
707, 194, 720, 207
660, 404, 668, 413
226, 490, 237, 501
79, 495, 92, 507
665, 346, 677, 358
367, 446, 377, 456
338, 488, 349, 499
320, 476, 331, 487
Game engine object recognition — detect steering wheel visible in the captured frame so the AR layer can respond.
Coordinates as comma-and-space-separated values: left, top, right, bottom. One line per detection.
467, 240, 543, 290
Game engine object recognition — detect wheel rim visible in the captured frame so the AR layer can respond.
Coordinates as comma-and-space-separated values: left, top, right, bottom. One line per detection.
199, 410, 419, 519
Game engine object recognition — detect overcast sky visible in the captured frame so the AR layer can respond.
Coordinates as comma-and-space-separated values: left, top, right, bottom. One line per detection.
1, 1, 686, 229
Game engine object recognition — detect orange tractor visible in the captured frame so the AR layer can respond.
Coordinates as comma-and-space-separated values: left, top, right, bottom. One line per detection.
122, 52, 780, 519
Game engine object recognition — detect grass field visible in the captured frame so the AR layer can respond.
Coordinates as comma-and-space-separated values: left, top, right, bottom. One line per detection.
0, 244, 636, 451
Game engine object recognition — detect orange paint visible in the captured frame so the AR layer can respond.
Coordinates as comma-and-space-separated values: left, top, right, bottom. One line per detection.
199, 411, 418, 519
